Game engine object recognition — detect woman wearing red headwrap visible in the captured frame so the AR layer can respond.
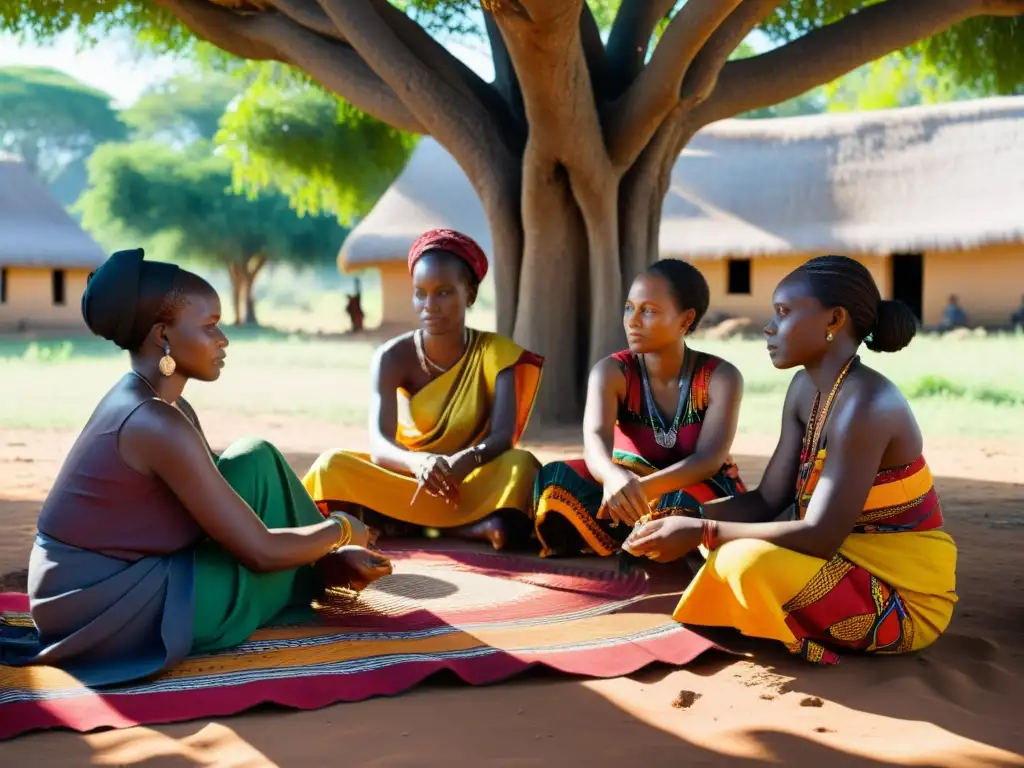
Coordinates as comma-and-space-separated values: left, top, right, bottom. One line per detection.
303, 229, 545, 549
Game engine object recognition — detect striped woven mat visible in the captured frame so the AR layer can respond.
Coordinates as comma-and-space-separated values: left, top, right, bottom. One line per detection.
0, 547, 716, 739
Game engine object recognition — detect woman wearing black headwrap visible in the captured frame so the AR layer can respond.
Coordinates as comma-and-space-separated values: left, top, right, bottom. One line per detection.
0, 249, 391, 685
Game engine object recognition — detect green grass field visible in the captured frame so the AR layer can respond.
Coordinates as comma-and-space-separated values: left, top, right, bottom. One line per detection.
2, 318, 1022, 438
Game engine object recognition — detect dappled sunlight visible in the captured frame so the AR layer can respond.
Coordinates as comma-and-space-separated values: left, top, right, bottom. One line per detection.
582, 659, 1024, 766
86, 722, 277, 767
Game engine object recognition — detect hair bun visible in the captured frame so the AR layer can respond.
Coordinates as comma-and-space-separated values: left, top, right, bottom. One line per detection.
866, 299, 917, 353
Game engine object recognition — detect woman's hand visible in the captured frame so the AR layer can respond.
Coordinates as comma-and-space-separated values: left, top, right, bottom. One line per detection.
598, 467, 649, 526
622, 516, 703, 563
316, 545, 393, 592
413, 453, 459, 505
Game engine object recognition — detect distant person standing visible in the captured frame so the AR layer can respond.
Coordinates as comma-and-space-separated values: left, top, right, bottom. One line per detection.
346, 278, 365, 333
939, 294, 969, 331
1011, 295, 1024, 328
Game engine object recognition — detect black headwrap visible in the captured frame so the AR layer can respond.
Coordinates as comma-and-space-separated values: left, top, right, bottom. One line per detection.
81, 248, 181, 351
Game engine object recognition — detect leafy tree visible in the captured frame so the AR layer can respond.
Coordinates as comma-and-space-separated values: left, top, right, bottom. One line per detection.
77, 140, 344, 325
0, 65, 125, 181
7, 1, 1023, 419
121, 70, 244, 143
216, 63, 417, 222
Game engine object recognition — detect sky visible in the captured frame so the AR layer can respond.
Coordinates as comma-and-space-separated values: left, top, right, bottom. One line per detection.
0, 28, 496, 107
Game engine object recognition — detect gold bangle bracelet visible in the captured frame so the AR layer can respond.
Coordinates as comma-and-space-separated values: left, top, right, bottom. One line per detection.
328, 514, 352, 548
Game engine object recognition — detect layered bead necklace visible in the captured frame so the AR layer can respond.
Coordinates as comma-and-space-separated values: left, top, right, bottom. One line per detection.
414, 327, 471, 376
638, 347, 692, 449
795, 354, 859, 503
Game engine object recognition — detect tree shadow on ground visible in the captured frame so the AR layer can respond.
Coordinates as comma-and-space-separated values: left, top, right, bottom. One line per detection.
636, 468, 1024, 760
2, 453, 1021, 764
2, 665, 954, 767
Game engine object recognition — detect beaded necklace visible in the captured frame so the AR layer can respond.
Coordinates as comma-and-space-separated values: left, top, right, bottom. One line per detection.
638, 347, 692, 449
795, 354, 859, 504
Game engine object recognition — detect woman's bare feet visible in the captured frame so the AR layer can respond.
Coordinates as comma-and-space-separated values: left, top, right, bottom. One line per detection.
453, 514, 508, 551
316, 545, 393, 592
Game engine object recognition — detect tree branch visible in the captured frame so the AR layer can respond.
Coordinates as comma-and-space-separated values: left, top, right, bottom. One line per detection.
315, 0, 510, 181
605, 0, 744, 169
156, 0, 279, 59
369, 0, 512, 122
605, 0, 677, 99
579, 3, 607, 101
681, 0, 782, 103
155, 0, 424, 132
484, 9, 525, 126
263, 0, 341, 40
694, 0, 1019, 125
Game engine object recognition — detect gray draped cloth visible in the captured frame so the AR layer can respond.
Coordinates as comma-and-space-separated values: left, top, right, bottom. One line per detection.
0, 533, 196, 687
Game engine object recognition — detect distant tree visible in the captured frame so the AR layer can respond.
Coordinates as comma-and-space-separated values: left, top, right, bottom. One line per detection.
0, 66, 125, 181
77, 140, 344, 326
216, 63, 417, 223
121, 70, 244, 144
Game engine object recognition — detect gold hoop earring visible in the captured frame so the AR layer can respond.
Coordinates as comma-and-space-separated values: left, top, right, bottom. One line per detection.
826, 332, 834, 343
158, 343, 177, 377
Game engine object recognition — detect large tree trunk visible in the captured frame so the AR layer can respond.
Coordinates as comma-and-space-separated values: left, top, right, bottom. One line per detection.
157, 0, 1023, 422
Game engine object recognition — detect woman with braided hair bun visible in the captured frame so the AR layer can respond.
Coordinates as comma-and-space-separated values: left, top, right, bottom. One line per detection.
0, 248, 391, 685
625, 255, 957, 665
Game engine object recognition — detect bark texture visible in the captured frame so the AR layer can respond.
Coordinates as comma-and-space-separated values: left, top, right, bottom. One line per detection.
159, 0, 1023, 421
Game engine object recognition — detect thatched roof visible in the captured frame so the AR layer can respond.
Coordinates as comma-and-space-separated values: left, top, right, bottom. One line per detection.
0, 154, 107, 269
340, 138, 491, 271
341, 96, 1024, 268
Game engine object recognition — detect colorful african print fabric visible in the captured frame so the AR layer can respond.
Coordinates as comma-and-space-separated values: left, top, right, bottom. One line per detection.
533, 350, 745, 557
673, 450, 958, 664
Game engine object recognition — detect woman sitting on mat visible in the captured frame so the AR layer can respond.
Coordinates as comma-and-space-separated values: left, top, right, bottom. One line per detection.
303, 229, 544, 551
624, 255, 957, 665
0, 249, 391, 685
533, 259, 746, 558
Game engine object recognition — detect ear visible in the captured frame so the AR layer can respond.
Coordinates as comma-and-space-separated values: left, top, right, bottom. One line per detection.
147, 323, 169, 351
679, 308, 697, 335
826, 306, 848, 336
467, 283, 479, 307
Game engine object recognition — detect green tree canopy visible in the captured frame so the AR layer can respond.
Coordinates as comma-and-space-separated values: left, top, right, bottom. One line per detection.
216, 63, 417, 223
8, 1, 1022, 419
77, 139, 344, 325
0, 65, 125, 181
121, 70, 244, 143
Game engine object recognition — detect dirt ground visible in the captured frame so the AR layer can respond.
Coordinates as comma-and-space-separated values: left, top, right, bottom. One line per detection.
2, 418, 1023, 766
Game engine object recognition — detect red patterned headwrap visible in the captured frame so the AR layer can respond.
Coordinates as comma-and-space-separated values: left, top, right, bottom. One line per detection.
407, 228, 488, 283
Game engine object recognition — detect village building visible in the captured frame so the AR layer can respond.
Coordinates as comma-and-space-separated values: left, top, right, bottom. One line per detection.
339, 96, 1024, 330
0, 154, 106, 331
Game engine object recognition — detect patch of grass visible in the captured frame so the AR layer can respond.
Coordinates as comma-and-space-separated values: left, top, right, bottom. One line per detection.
2, 316, 1022, 438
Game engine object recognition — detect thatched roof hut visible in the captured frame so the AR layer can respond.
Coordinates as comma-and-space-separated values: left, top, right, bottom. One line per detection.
341, 97, 1024, 328
0, 155, 106, 268
0, 155, 106, 330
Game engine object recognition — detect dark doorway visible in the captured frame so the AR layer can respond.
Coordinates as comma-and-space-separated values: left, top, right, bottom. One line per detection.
890, 253, 923, 323
727, 258, 751, 295
51, 269, 66, 306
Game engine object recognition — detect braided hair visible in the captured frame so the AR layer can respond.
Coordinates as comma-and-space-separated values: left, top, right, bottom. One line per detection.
791, 255, 917, 353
